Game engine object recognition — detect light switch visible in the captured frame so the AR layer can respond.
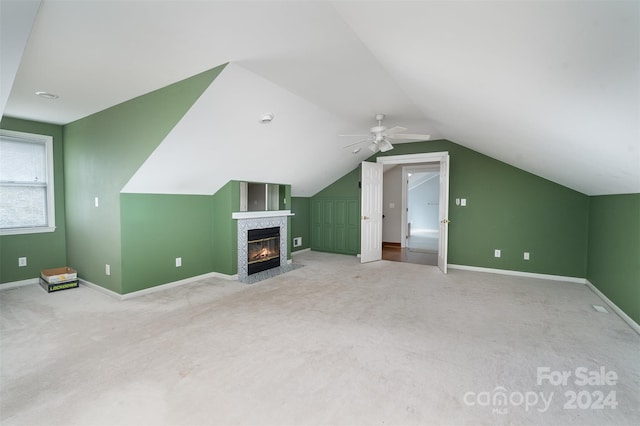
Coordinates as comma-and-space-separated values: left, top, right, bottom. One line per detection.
461, 198, 467, 206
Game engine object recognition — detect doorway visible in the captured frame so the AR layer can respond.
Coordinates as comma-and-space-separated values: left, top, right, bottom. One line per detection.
367, 152, 450, 273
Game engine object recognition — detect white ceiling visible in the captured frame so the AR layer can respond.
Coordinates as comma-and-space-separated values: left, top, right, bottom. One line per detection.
2, 0, 639, 196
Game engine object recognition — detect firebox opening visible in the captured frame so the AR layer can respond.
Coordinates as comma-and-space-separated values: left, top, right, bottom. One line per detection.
247, 227, 280, 275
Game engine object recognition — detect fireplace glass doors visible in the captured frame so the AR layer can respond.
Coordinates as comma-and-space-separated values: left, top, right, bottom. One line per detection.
247, 227, 280, 275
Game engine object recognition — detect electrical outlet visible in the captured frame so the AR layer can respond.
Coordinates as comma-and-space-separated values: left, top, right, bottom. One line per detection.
524, 252, 530, 260
105, 264, 111, 276
494, 249, 501, 258
176, 257, 182, 267
293, 237, 302, 247
18, 257, 27, 267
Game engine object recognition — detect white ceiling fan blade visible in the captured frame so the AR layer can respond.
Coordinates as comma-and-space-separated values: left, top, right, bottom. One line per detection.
342, 138, 372, 149
339, 134, 370, 137
388, 133, 431, 140
340, 114, 427, 154
384, 126, 407, 135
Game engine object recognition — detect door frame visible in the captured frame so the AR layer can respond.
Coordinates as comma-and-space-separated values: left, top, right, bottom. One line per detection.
376, 151, 450, 273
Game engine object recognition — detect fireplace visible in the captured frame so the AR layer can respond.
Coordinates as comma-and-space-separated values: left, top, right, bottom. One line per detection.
233, 210, 293, 283
247, 227, 280, 275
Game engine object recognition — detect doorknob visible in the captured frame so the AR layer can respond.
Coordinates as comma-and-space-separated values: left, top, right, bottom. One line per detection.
362, 216, 369, 220
441, 219, 451, 224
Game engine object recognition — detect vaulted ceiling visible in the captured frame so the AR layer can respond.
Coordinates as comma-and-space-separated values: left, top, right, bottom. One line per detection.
2, 0, 638, 196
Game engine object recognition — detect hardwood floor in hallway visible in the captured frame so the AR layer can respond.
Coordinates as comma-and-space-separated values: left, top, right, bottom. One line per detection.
382, 243, 438, 266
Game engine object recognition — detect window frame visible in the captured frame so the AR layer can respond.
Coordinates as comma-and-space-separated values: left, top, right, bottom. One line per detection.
0, 129, 56, 236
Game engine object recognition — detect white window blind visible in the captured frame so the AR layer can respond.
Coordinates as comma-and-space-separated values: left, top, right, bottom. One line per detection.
0, 130, 55, 234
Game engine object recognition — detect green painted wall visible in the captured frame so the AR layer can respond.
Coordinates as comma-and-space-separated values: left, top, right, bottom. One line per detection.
314, 165, 362, 199
311, 140, 590, 278
434, 142, 589, 277
283, 184, 293, 260
120, 194, 214, 294
310, 166, 361, 254
212, 181, 239, 276
63, 65, 225, 293
587, 194, 640, 324
0, 117, 67, 284
291, 197, 311, 252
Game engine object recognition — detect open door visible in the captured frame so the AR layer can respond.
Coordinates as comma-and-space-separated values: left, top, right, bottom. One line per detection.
437, 154, 450, 273
360, 161, 383, 263
377, 152, 450, 273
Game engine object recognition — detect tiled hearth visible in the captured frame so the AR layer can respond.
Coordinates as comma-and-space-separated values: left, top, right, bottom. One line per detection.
233, 211, 296, 283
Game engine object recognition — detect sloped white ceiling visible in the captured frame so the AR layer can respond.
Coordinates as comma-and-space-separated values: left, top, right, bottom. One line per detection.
334, 0, 640, 196
0, 0, 41, 116
122, 63, 365, 197
2, 0, 638, 196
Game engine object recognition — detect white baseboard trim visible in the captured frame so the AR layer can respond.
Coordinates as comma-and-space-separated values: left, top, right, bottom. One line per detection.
446, 265, 639, 335
80, 279, 122, 300
121, 271, 238, 300
448, 264, 587, 284
291, 248, 311, 255
0, 277, 39, 290
81, 271, 238, 301
585, 280, 640, 336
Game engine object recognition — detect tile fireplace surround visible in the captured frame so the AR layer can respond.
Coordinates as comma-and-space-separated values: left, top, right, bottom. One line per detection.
233, 210, 294, 283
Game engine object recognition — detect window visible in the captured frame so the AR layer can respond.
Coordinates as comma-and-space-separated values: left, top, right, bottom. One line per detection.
0, 129, 55, 235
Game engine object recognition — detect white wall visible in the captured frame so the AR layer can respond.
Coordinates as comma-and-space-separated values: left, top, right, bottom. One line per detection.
408, 173, 440, 232
382, 165, 403, 243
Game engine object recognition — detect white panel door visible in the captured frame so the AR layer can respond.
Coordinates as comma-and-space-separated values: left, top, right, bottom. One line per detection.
437, 154, 450, 273
360, 161, 383, 263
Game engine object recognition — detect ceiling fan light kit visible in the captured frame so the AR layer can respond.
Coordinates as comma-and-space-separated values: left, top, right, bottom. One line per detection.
341, 113, 430, 153
379, 139, 394, 152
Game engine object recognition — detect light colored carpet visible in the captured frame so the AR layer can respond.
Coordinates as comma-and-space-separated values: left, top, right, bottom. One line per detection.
1, 251, 638, 425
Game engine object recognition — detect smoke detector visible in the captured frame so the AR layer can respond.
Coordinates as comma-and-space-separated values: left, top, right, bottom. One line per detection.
260, 113, 274, 124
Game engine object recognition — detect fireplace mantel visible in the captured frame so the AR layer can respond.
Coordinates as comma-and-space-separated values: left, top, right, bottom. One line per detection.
232, 210, 294, 220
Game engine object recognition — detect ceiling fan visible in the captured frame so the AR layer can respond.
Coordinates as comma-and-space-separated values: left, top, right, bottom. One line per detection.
341, 114, 431, 153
